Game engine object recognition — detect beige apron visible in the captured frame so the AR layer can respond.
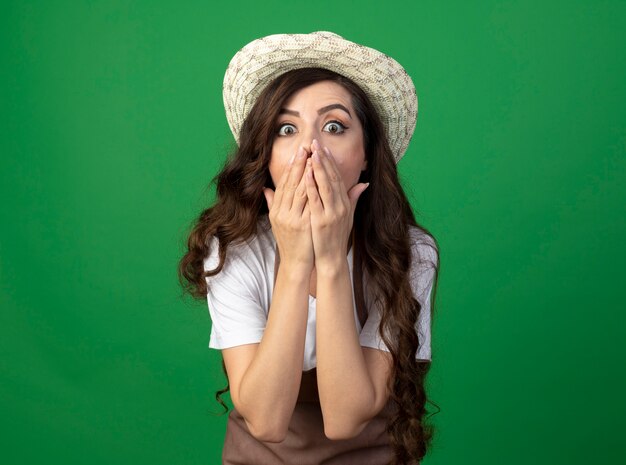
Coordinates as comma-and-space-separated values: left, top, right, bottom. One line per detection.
221, 240, 398, 465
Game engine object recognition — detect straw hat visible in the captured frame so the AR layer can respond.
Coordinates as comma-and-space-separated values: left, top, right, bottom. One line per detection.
222, 31, 418, 163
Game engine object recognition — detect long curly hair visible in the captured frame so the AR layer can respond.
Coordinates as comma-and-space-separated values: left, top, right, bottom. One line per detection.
178, 67, 440, 464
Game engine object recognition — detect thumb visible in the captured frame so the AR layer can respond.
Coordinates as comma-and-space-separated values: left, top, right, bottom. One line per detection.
263, 187, 274, 210
348, 182, 369, 209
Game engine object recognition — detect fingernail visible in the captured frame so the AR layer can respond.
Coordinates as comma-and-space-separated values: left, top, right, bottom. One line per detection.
289, 152, 296, 164
298, 146, 306, 158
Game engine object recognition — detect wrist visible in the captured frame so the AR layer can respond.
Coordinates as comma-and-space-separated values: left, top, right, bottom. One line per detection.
279, 261, 313, 281
315, 257, 349, 277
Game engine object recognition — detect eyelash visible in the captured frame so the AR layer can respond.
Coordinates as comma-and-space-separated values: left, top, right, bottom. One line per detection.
276, 120, 349, 136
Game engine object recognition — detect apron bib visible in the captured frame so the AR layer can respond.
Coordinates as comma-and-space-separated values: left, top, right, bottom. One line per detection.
221, 235, 397, 464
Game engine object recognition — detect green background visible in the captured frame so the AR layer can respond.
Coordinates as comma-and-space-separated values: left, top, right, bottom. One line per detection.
1, 1, 624, 464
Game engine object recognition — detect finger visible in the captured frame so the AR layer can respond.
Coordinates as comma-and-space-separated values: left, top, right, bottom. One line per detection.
305, 158, 324, 216
301, 197, 311, 222
277, 148, 300, 188
347, 182, 369, 213
320, 146, 350, 209
273, 147, 300, 211
280, 146, 308, 211
310, 148, 338, 210
291, 158, 310, 216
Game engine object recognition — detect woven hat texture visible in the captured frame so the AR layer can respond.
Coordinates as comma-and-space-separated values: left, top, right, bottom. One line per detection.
223, 31, 418, 163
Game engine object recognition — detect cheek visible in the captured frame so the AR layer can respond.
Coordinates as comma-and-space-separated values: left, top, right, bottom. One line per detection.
333, 157, 364, 188
268, 154, 289, 187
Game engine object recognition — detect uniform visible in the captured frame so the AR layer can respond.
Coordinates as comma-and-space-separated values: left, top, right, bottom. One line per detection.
204, 215, 437, 464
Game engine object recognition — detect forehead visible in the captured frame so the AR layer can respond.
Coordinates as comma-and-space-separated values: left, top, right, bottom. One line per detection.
283, 80, 352, 107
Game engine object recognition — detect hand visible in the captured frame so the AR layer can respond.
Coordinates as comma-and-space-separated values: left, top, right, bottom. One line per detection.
304, 139, 369, 270
263, 146, 315, 273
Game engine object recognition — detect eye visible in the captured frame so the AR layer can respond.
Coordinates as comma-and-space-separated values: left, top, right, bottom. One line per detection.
277, 123, 297, 136
323, 120, 347, 134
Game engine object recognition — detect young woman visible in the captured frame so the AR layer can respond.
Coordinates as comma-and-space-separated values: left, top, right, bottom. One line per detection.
179, 31, 440, 465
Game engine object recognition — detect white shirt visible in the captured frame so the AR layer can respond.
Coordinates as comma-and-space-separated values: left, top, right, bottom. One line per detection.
204, 215, 437, 370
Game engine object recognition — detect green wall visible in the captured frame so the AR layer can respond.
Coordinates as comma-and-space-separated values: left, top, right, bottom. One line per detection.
1, 1, 624, 464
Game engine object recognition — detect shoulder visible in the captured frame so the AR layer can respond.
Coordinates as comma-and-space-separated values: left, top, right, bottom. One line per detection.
203, 215, 274, 274
408, 225, 439, 269
407, 226, 439, 302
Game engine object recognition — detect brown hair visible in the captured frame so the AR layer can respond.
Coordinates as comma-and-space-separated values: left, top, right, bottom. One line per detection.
178, 67, 440, 464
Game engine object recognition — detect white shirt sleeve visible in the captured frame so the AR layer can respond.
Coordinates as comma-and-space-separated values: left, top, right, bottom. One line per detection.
359, 233, 438, 361
203, 238, 267, 350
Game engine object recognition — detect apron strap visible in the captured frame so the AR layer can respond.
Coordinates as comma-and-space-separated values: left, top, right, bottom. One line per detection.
352, 229, 368, 329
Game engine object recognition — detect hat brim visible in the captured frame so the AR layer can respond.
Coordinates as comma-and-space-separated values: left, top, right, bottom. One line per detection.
223, 31, 418, 163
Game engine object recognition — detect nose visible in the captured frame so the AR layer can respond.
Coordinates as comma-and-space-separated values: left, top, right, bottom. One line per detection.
297, 125, 323, 156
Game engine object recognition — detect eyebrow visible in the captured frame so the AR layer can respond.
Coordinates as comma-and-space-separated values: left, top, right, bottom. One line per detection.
279, 103, 352, 119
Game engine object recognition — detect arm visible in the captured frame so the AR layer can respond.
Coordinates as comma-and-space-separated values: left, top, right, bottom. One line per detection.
229, 143, 314, 442
229, 262, 310, 442
315, 258, 393, 440
303, 140, 391, 439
